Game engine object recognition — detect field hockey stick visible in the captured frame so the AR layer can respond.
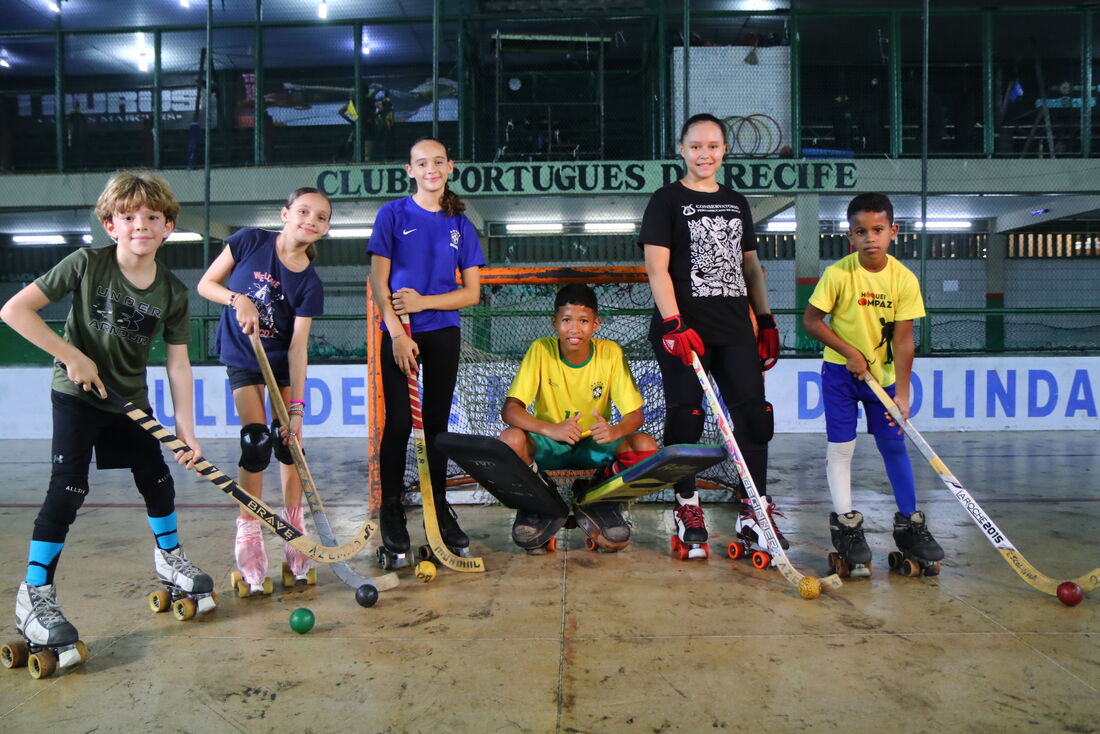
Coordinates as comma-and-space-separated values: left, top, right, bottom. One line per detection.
690, 352, 842, 597
400, 315, 485, 572
863, 373, 1100, 596
104, 385, 374, 563
249, 333, 398, 592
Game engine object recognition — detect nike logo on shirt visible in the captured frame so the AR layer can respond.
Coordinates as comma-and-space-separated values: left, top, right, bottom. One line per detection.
403, 228, 417, 235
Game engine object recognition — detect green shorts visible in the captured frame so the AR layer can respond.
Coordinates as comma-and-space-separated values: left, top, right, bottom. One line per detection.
529, 433, 627, 471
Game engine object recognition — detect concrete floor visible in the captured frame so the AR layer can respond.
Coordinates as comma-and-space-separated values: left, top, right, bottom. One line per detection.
0, 432, 1097, 733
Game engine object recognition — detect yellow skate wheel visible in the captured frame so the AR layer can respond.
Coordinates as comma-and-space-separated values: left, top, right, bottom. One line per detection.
172, 597, 197, 621
148, 589, 171, 613
75, 640, 88, 664
28, 650, 57, 679
261, 577, 274, 595
305, 566, 317, 585
281, 562, 295, 589
2, 641, 29, 669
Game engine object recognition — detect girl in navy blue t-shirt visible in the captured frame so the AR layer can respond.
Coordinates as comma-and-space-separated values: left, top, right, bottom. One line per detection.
368, 137, 485, 564
198, 187, 330, 593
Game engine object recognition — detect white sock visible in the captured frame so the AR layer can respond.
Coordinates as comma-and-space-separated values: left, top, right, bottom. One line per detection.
826, 440, 856, 514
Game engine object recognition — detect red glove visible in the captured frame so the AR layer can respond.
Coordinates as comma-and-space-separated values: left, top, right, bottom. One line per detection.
756, 313, 779, 371
661, 314, 704, 366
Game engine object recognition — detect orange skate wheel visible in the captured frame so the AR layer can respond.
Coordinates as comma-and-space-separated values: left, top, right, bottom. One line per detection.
751, 551, 771, 569
584, 536, 598, 552
901, 558, 922, 577
677, 543, 690, 560
546, 537, 558, 552
670, 535, 682, 554
727, 541, 745, 560
700, 542, 711, 559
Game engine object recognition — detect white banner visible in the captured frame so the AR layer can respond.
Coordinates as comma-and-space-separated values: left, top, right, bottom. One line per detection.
0, 357, 1096, 440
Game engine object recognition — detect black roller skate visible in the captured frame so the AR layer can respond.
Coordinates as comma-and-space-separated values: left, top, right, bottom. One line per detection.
150, 546, 217, 620
888, 510, 944, 577
423, 500, 473, 560
827, 511, 872, 578
574, 501, 631, 552
3, 583, 87, 679
376, 498, 412, 570
670, 492, 710, 560
729, 496, 788, 570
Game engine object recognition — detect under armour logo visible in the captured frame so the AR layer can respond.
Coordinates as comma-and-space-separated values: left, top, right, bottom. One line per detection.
403, 228, 417, 235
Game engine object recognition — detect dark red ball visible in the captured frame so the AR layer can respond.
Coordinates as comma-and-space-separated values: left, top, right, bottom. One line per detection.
1056, 581, 1084, 607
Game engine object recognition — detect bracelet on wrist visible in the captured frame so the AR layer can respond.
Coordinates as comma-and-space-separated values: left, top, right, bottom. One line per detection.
289, 399, 305, 405
228, 292, 239, 308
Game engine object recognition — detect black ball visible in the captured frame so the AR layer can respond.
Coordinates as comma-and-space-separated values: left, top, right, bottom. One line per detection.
355, 584, 379, 608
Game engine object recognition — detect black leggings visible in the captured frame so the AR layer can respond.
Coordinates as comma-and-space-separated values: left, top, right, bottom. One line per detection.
378, 326, 460, 505
34, 391, 175, 546
650, 338, 771, 498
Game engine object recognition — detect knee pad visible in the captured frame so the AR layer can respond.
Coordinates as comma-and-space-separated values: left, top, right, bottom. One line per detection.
38, 474, 89, 536
133, 465, 175, 517
733, 400, 774, 444
239, 423, 273, 473
270, 420, 294, 466
665, 406, 705, 445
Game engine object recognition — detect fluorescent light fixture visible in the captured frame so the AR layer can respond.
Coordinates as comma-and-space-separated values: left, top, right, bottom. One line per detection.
361, 32, 371, 55
765, 221, 797, 232
0, 59, 9, 69
13, 235, 66, 245
583, 222, 635, 233
47, 1, 61, 13
166, 232, 203, 242
914, 221, 972, 230
506, 223, 563, 233
180, 0, 191, 7
317, 1, 328, 19
327, 227, 373, 238
135, 33, 150, 72
82, 234, 94, 244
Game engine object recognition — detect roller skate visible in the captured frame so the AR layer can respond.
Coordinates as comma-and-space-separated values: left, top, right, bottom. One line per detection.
376, 498, 412, 570
574, 501, 631, 552
230, 516, 273, 597
728, 496, 788, 570
2, 583, 87, 679
888, 510, 944, 577
149, 546, 217, 620
419, 499, 473, 562
827, 511, 872, 579
670, 492, 710, 560
280, 505, 317, 588
512, 472, 567, 554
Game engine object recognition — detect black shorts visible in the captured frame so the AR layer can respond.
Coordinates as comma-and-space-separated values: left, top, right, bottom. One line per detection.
51, 390, 167, 472
227, 365, 290, 391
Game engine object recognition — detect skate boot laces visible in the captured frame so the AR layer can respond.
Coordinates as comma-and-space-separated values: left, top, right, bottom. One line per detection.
26, 585, 67, 628
159, 547, 204, 579
674, 502, 705, 530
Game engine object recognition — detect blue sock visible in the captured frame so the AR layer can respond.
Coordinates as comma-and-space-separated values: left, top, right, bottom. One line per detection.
875, 435, 917, 516
147, 511, 179, 551
26, 541, 64, 586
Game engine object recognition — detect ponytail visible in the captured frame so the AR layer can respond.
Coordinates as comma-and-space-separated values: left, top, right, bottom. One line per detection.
440, 184, 466, 217
305, 243, 318, 262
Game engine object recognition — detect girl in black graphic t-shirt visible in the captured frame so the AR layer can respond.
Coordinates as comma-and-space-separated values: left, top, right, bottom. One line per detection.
638, 113, 783, 559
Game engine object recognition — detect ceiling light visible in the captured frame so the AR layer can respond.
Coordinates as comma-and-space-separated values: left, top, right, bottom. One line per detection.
0, 59, 9, 69
166, 232, 203, 242
47, 1, 61, 13
317, 1, 328, 20
13, 235, 67, 245
765, 221, 797, 232
915, 221, 971, 230
180, 0, 191, 7
584, 222, 635, 233
82, 234, 94, 244
327, 228, 373, 238
506, 223, 563, 233
361, 31, 371, 55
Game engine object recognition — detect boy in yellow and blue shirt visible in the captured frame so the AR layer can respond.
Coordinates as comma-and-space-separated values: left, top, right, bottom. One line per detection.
499, 284, 657, 549
803, 192, 944, 576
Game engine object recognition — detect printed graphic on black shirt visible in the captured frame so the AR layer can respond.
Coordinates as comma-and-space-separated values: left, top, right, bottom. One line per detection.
686, 209, 747, 298
90, 286, 161, 346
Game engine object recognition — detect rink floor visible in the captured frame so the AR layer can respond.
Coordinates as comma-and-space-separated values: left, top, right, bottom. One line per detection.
0, 432, 1097, 733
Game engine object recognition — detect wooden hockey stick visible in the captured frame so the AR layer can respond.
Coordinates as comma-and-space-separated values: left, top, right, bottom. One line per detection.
249, 334, 398, 591
400, 316, 485, 572
863, 373, 1100, 596
690, 352, 842, 595
106, 387, 373, 564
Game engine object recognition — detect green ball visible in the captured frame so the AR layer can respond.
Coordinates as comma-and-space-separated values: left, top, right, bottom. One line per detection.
289, 607, 315, 634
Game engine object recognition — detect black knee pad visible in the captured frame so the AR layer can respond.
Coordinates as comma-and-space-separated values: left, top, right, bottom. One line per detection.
133, 464, 175, 517
270, 420, 294, 466
38, 474, 89, 536
665, 406, 705, 445
239, 423, 273, 473
734, 400, 774, 444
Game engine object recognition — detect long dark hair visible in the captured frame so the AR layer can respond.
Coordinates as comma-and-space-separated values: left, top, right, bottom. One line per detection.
284, 186, 331, 262
409, 136, 465, 217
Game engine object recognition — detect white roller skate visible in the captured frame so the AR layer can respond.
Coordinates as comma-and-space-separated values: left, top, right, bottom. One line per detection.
670, 492, 710, 560
2, 583, 87, 679
728, 496, 789, 570
280, 505, 316, 588
150, 546, 218, 620
231, 516, 273, 597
